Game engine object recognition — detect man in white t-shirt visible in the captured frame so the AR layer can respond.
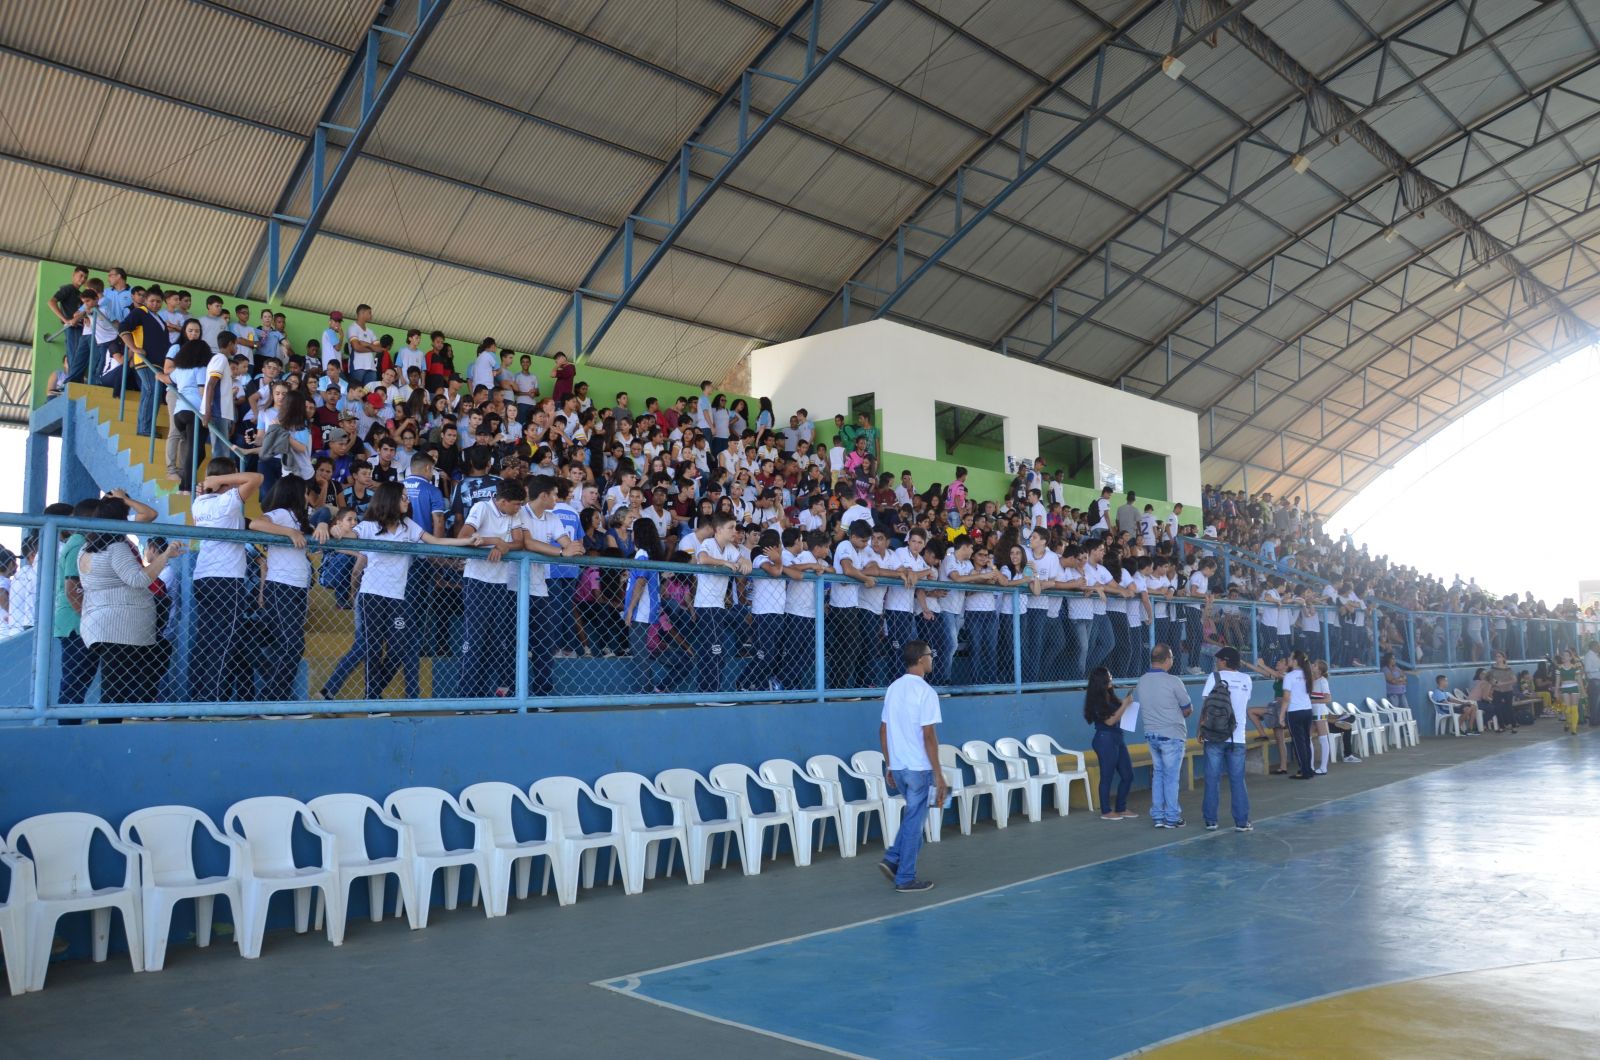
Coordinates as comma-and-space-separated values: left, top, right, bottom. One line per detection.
883, 528, 932, 670
345, 303, 381, 384
1199, 647, 1253, 831
692, 513, 751, 700
780, 527, 829, 690
459, 480, 526, 697
827, 521, 879, 689
320, 311, 345, 370
471, 339, 500, 393
877, 638, 948, 893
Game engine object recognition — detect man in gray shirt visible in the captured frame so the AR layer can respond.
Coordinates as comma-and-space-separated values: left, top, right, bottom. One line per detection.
1132, 643, 1192, 828
1115, 491, 1141, 538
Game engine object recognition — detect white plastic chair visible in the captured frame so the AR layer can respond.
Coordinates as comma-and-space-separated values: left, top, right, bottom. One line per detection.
119, 806, 243, 972
938, 744, 998, 836
459, 782, 565, 914
1365, 697, 1409, 749
307, 794, 419, 930
848, 751, 947, 844
529, 777, 636, 901
760, 759, 847, 862
7, 813, 145, 989
383, 787, 495, 926
655, 769, 746, 882
805, 755, 887, 857
1024, 734, 1094, 814
1, 839, 35, 995
1350, 700, 1395, 750
1329, 704, 1373, 758
1337, 703, 1382, 755
996, 737, 1057, 819
224, 797, 342, 959
1454, 689, 1493, 733
964, 740, 1039, 823
707, 763, 796, 871
1377, 697, 1420, 747
1431, 698, 1462, 737
596, 772, 692, 893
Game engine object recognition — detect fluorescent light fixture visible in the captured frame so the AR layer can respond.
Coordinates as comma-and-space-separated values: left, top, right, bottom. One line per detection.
1383, 227, 1398, 243
1453, 278, 1467, 292
1162, 55, 1185, 79
1290, 153, 1311, 174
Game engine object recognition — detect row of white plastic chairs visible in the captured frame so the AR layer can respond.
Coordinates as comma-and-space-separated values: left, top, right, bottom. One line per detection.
1433, 688, 1501, 736
1333, 697, 1421, 756
0, 735, 1091, 995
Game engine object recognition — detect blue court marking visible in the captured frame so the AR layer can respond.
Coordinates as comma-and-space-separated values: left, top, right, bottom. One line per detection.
599, 737, 1600, 1058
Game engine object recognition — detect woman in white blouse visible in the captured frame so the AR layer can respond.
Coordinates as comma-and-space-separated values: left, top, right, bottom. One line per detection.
77, 495, 183, 710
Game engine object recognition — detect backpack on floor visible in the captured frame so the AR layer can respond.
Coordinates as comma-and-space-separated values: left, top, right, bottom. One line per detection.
1199, 679, 1236, 743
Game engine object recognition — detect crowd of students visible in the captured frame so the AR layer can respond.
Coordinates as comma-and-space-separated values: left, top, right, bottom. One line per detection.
15, 272, 1592, 709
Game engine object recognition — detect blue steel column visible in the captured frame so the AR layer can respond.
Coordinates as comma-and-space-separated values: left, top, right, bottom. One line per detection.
238, 0, 454, 300
541, 0, 894, 362
515, 558, 530, 714
30, 519, 58, 725
813, 579, 826, 705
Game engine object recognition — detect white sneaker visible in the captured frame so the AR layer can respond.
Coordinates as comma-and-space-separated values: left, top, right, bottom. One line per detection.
1343, 755, 1362, 763
1186, 667, 1202, 675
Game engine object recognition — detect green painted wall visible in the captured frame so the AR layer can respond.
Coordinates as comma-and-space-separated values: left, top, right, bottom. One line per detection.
1121, 446, 1169, 501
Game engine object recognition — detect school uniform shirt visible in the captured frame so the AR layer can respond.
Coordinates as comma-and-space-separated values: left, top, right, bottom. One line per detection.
964, 569, 998, 614
398, 345, 427, 378
97, 287, 133, 343
1139, 513, 1157, 546
1189, 570, 1209, 598
839, 504, 874, 533
345, 323, 377, 373
1201, 670, 1253, 742
881, 672, 940, 772
883, 548, 928, 613
1089, 498, 1109, 532
519, 506, 568, 598
1322, 583, 1342, 627
1124, 570, 1146, 627
1025, 549, 1060, 612
856, 547, 890, 614
1282, 668, 1313, 712
693, 538, 740, 609
205, 351, 232, 420
998, 566, 1026, 616
623, 550, 660, 625
1311, 675, 1331, 718
261, 508, 311, 588
355, 520, 423, 598
1086, 562, 1111, 615
463, 501, 518, 586
191, 490, 247, 580
1345, 591, 1365, 630
749, 555, 787, 616
320, 326, 343, 367
1165, 512, 1179, 540
940, 554, 972, 616
782, 550, 818, 618
1298, 601, 1321, 634
1262, 589, 1284, 632
830, 540, 863, 609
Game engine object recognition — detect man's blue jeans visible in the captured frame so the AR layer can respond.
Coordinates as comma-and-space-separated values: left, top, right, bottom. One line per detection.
1146, 733, 1186, 825
885, 768, 932, 887
1202, 740, 1250, 827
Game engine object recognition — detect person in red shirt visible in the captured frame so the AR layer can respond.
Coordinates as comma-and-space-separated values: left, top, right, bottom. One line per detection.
551, 351, 576, 404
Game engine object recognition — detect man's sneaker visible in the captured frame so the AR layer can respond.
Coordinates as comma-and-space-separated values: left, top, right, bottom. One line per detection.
1235, 822, 1255, 832
895, 880, 935, 894
1153, 820, 1170, 829
1168, 820, 1186, 829
1204, 822, 1219, 831
877, 860, 897, 884
1343, 755, 1363, 763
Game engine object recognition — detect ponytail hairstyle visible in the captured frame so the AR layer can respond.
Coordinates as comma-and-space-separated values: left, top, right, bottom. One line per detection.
1291, 648, 1314, 689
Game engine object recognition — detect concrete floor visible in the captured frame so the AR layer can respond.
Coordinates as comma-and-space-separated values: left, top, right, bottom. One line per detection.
4, 726, 1587, 1058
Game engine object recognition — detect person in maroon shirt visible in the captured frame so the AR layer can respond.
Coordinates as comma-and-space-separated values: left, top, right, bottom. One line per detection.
551, 351, 576, 404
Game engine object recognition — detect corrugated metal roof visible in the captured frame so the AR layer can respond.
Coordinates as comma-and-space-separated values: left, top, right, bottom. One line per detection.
208, 0, 385, 52
585, 308, 761, 385
0, 256, 38, 342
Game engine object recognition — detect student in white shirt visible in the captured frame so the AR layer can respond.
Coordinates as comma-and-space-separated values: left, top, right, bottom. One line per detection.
779, 527, 829, 690
878, 639, 948, 892
188, 462, 262, 703
1021, 528, 1063, 684
323, 481, 479, 701
458, 480, 528, 698
854, 528, 894, 684
746, 530, 789, 692
1198, 647, 1253, 831
1282, 650, 1318, 780
938, 535, 980, 686
961, 541, 1002, 684
883, 527, 933, 673
249, 474, 331, 702
828, 522, 880, 690
692, 513, 750, 698
1122, 555, 1154, 675
1082, 541, 1116, 676
470, 338, 500, 393
520, 475, 583, 698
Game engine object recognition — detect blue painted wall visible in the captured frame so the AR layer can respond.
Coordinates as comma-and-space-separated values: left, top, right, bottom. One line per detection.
1, 671, 1386, 962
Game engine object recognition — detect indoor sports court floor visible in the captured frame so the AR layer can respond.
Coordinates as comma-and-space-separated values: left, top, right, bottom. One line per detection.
8, 729, 1596, 1059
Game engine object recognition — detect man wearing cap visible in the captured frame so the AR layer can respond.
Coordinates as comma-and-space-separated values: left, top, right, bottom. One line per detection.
317, 426, 356, 487
321, 311, 345, 371
1199, 647, 1254, 832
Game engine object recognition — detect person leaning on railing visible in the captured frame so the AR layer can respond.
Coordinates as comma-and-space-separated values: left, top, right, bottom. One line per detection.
76, 494, 184, 714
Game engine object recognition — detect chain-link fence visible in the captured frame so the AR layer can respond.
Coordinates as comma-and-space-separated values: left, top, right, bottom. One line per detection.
1, 511, 1587, 722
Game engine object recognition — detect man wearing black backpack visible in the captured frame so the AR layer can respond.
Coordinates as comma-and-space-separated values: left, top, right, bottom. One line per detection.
1199, 647, 1254, 832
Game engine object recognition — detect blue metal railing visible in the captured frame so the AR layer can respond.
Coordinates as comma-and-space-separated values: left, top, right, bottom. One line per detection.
3, 512, 1583, 725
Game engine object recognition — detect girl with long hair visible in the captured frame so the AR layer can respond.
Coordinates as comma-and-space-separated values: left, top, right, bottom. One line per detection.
1283, 648, 1317, 779
250, 475, 330, 700
1083, 666, 1135, 819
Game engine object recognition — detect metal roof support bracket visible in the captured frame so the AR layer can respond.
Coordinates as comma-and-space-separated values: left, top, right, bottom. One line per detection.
540, 0, 895, 363
238, 0, 454, 303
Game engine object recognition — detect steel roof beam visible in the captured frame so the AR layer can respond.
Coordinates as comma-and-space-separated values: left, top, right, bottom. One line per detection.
1194, 0, 1594, 343
807, 0, 1266, 329
1195, 147, 1600, 461
998, 0, 1518, 368
1137, 57, 1600, 406
534, 0, 893, 363
1205, 227, 1600, 497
